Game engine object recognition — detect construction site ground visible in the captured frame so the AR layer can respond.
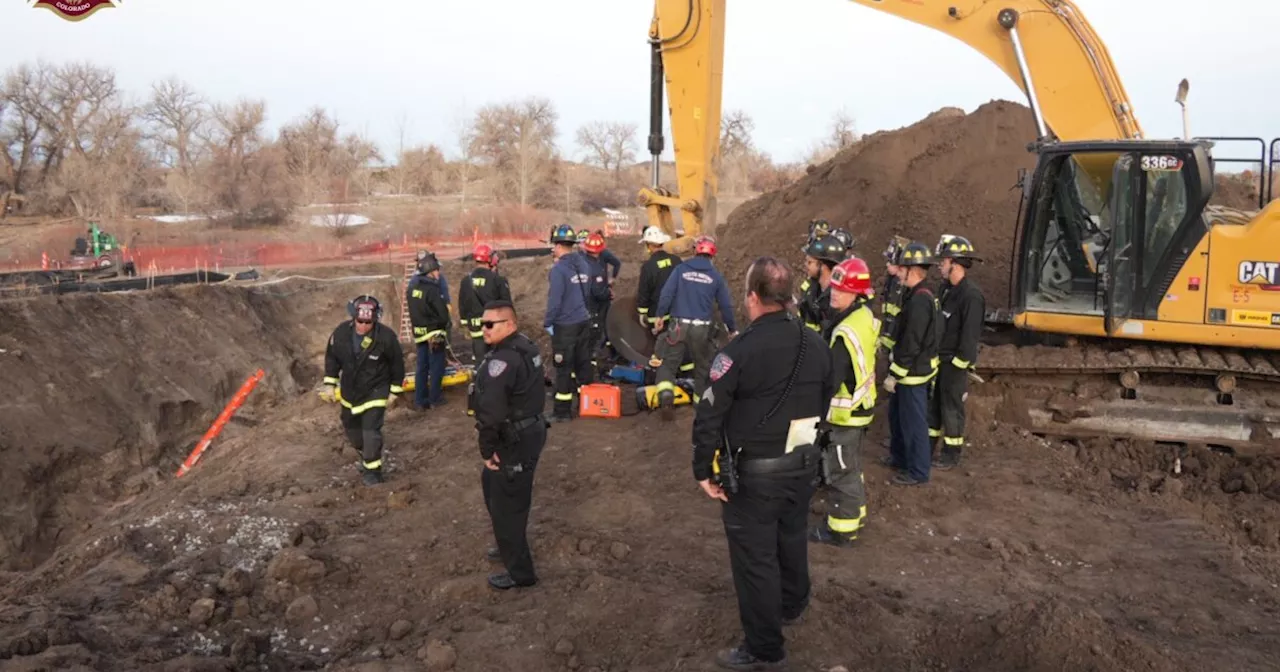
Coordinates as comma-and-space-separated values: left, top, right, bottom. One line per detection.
3, 101, 1279, 671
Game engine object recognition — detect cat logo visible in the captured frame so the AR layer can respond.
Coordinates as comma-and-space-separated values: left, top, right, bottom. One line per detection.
1237, 261, 1280, 290
32, 0, 120, 22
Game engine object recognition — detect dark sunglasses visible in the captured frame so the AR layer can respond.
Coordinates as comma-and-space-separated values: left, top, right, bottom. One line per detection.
355, 318, 373, 325
480, 319, 510, 329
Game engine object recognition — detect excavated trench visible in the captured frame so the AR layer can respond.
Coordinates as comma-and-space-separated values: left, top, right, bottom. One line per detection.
0, 278, 397, 572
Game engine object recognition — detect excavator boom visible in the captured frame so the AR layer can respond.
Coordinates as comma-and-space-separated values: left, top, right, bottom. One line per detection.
642, 0, 1145, 247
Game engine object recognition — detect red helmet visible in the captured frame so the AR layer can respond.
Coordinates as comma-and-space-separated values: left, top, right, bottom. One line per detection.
830, 257, 874, 298
694, 235, 717, 257
583, 233, 606, 254
473, 243, 495, 264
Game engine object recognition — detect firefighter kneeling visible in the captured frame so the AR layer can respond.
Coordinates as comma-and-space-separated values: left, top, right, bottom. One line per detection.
811, 257, 880, 547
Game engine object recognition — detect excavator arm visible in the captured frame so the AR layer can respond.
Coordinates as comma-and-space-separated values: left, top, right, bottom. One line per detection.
642, 0, 1145, 252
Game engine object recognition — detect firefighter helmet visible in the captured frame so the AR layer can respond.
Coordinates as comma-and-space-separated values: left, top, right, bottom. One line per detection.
416, 252, 440, 274
936, 234, 980, 260
830, 257, 875, 298
347, 295, 383, 322
803, 235, 846, 265
584, 233, 606, 254
694, 235, 718, 257
898, 241, 935, 267
473, 243, 496, 264
549, 224, 576, 245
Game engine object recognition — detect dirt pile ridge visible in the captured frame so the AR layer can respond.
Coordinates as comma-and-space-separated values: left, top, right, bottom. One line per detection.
719, 99, 1039, 309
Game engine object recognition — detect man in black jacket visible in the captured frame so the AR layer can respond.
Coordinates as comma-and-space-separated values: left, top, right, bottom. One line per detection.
458, 243, 512, 362
884, 242, 940, 486
636, 226, 680, 329
692, 256, 833, 671
470, 300, 548, 591
407, 252, 452, 410
322, 295, 406, 485
930, 235, 985, 470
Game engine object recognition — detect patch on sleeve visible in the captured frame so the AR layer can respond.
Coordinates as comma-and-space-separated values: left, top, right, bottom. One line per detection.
709, 353, 733, 382
487, 360, 508, 377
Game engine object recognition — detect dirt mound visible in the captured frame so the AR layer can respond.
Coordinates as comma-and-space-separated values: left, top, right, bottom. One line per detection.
720, 99, 1038, 309
1212, 172, 1268, 210
0, 276, 397, 571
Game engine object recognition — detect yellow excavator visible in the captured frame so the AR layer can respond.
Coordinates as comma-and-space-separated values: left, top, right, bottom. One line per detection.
636, 0, 1280, 448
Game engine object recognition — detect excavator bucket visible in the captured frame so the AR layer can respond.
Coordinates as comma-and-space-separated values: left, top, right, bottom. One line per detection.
606, 295, 657, 365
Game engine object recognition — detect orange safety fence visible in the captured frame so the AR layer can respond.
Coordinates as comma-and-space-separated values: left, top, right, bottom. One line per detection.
175, 368, 265, 478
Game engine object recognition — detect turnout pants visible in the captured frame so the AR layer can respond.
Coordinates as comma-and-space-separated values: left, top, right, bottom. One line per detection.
551, 320, 594, 417
822, 426, 868, 537
722, 465, 820, 663
928, 362, 969, 456
415, 341, 447, 408
340, 406, 387, 472
888, 383, 931, 482
481, 424, 547, 584
654, 321, 715, 401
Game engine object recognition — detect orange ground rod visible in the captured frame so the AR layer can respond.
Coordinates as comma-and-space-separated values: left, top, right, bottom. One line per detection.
175, 368, 266, 478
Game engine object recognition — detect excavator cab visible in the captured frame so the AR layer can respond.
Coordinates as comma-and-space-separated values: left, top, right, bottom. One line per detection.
1013, 140, 1214, 337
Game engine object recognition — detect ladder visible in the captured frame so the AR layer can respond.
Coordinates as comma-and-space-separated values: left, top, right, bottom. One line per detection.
399, 261, 416, 344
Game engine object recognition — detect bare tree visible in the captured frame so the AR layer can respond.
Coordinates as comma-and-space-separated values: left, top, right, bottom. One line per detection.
470, 97, 560, 207
452, 114, 478, 209
145, 77, 208, 213
398, 144, 447, 196
334, 131, 382, 201
805, 109, 861, 166
719, 109, 760, 196
392, 112, 410, 195
279, 107, 340, 205
575, 121, 637, 182
205, 99, 293, 226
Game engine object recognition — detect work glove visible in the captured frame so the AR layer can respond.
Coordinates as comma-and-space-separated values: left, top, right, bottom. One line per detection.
319, 385, 337, 403
545, 326, 554, 336
883, 376, 898, 394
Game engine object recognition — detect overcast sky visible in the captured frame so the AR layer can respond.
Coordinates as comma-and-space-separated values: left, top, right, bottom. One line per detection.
3, 0, 1277, 164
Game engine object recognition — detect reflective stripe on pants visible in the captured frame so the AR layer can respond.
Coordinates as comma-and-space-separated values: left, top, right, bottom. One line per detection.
823, 426, 867, 535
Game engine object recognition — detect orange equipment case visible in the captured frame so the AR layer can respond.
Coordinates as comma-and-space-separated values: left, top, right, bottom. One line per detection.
578, 383, 622, 419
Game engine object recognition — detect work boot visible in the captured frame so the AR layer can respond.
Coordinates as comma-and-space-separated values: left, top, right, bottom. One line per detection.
714, 645, 786, 670
362, 469, 384, 486
933, 448, 962, 471
808, 524, 855, 548
487, 572, 536, 591
658, 390, 675, 423
485, 547, 501, 562
892, 473, 926, 486
879, 456, 904, 472
781, 597, 809, 626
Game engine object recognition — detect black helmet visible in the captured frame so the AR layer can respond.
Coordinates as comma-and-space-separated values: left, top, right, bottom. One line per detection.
347, 294, 383, 322
806, 219, 830, 244
828, 228, 854, 253
803, 235, 846, 265
936, 234, 980, 260
898, 241, 935, 267
549, 223, 576, 245
416, 252, 440, 274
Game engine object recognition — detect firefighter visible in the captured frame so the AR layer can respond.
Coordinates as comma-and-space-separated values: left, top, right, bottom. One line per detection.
797, 234, 847, 334
544, 224, 595, 422
878, 237, 909, 352
930, 234, 985, 470
811, 256, 879, 547
580, 231, 621, 369
407, 253, 451, 410
884, 242, 940, 486
653, 235, 736, 420
458, 243, 512, 362
805, 219, 830, 246
470, 300, 548, 590
828, 228, 855, 257
321, 295, 406, 486
635, 226, 681, 329
691, 256, 832, 671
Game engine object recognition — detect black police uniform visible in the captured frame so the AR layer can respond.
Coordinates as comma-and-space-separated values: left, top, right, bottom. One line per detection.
470, 331, 548, 587
929, 275, 984, 465
636, 248, 681, 327
324, 320, 406, 479
458, 265, 512, 361
692, 310, 833, 666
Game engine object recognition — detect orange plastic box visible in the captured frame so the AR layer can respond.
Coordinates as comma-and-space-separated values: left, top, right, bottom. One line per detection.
579, 383, 622, 419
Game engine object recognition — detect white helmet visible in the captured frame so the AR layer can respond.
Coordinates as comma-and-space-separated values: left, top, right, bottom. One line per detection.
640, 226, 672, 245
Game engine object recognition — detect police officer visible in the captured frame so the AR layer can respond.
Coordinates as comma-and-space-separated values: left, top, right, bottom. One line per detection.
470, 300, 548, 590
407, 252, 451, 410
811, 257, 879, 547
322, 295, 406, 485
459, 243, 512, 362
692, 256, 832, 671
635, 226, 680, 329
653, 235, 736, 420
884, 242, 940, 486
797, 234, 846, 334
930, 235, 985, 470
544, 224, 595, 421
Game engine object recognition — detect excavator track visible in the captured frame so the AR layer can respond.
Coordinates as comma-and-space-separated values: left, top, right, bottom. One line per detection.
974, 340, 1280, 452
